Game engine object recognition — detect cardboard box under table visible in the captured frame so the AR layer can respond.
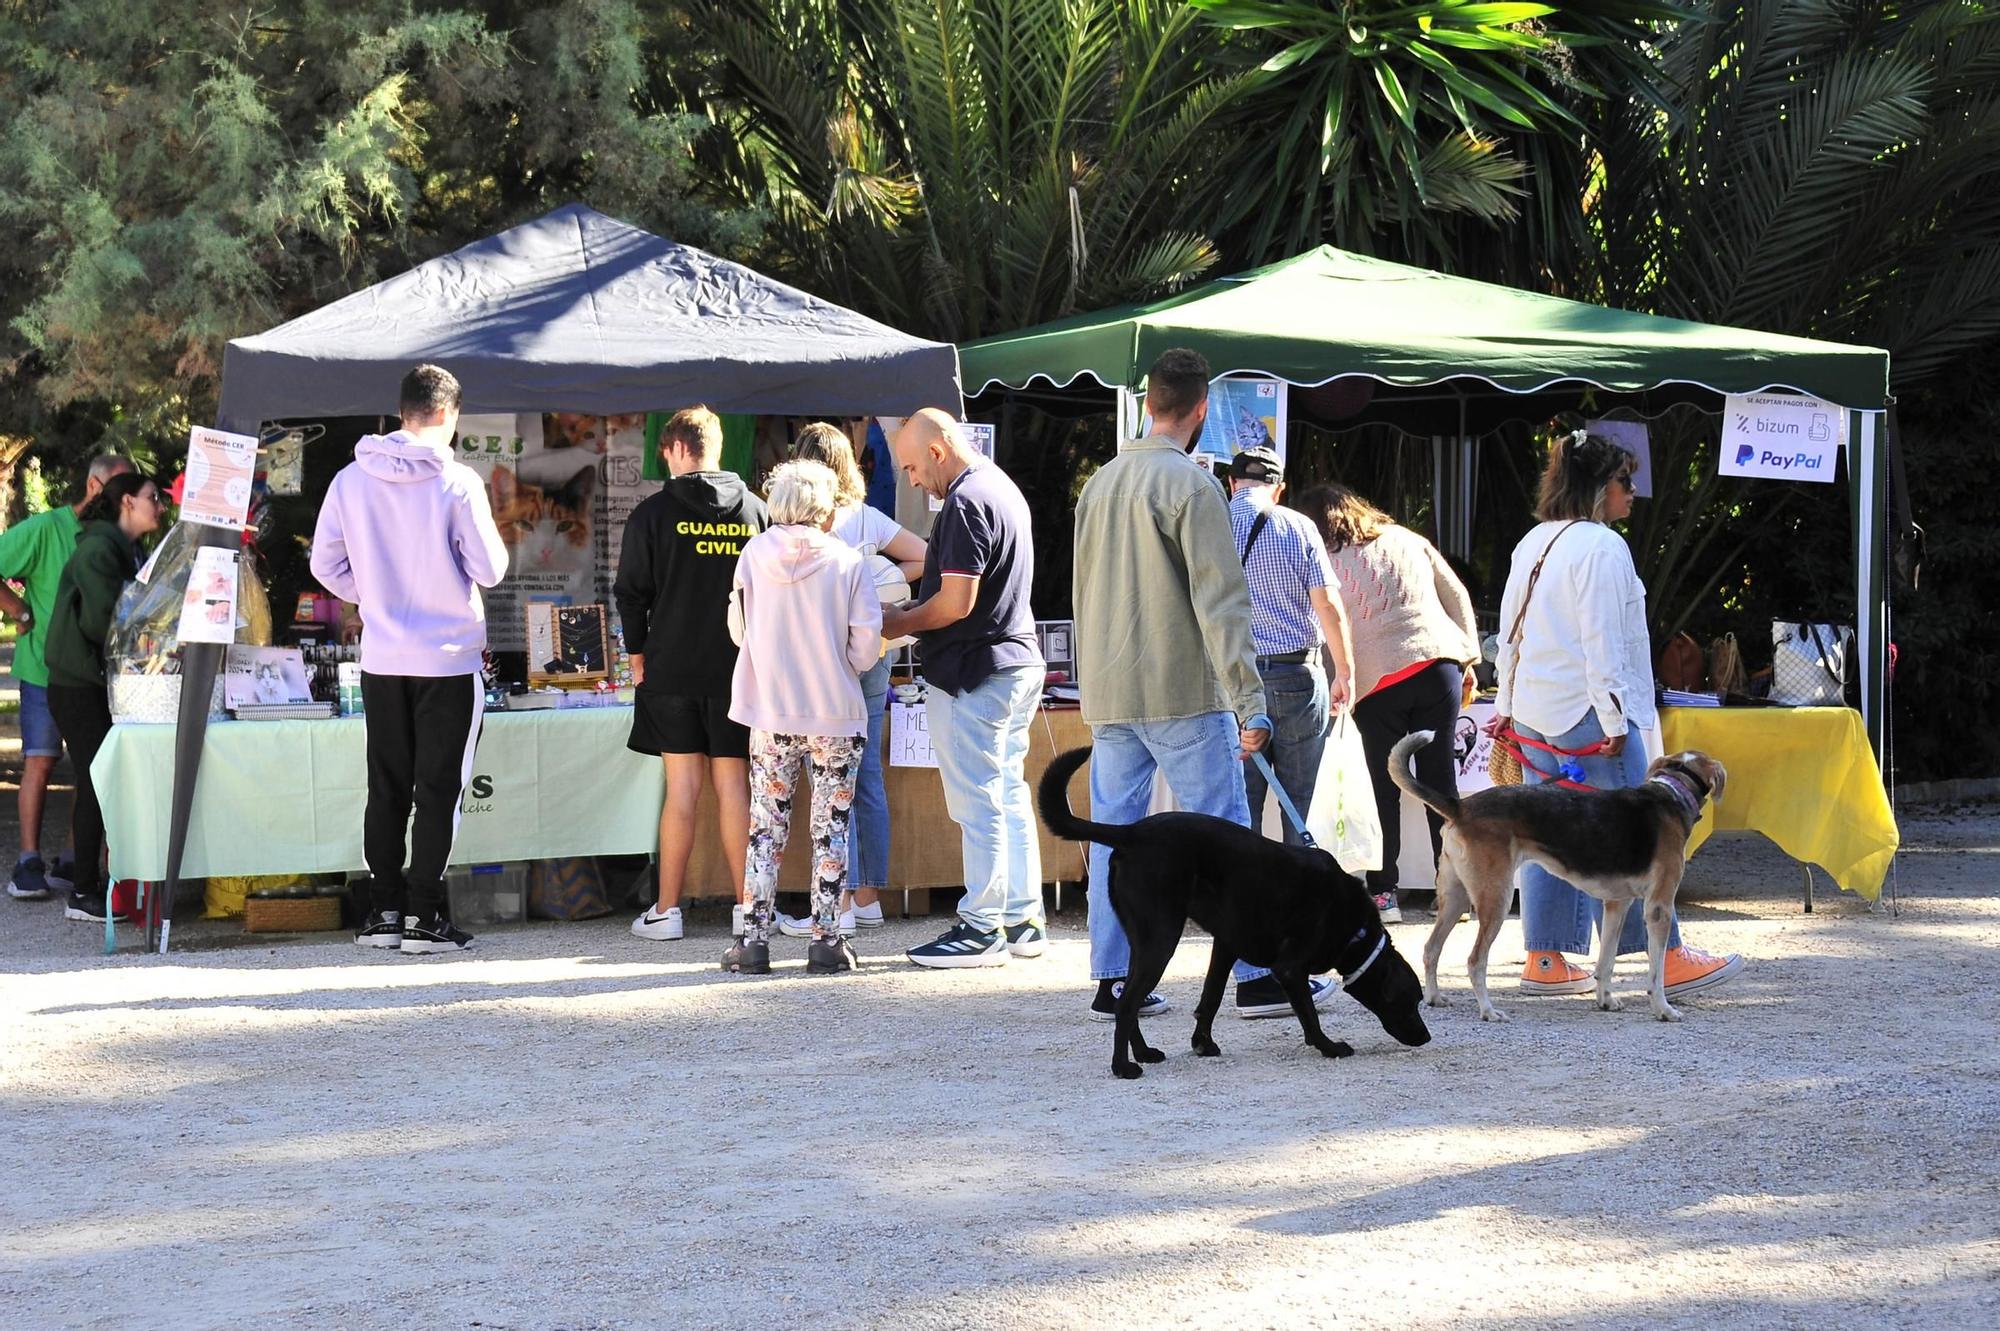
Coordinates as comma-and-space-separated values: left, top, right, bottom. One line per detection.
93, 705, 1092, 906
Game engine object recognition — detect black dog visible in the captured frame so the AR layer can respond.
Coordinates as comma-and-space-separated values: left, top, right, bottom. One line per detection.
1039, 746, 1432, 1079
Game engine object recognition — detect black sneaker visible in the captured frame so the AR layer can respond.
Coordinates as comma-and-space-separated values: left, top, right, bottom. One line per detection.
1003, 919, 1047, 958
1087, 979, 1171, 1023
46, 856, 75, 891
63, 891, 130, 923
1236, 974, 1339, 1019
907, 921, 1008, 969
400, 914, 473, 954
354, 910, 404, 949
721, 938, 771, 974
8, 855, 51, 900
807, 937, 859, 974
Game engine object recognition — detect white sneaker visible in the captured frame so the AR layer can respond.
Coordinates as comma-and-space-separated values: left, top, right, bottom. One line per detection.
849, 900, 886, 928
631, 906, 683, 941
779, 910, 856, 938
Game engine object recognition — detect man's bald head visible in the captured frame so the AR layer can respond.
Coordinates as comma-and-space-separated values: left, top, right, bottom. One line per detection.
891, 407, 979, 500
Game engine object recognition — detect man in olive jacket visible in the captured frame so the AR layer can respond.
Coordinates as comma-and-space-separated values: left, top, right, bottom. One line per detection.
1072, 348, 1334, 1022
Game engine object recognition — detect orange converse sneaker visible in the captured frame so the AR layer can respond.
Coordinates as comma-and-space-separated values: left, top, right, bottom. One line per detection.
1519, 951, 1594, 995
1663, 945, 1743, 997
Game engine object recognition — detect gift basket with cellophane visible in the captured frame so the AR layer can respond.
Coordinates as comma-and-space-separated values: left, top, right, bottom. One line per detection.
106, 511, 275, 724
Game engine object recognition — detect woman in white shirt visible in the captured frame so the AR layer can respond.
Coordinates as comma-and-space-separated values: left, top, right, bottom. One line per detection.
1493, 430, 1741, 999
778, 423, 927, 933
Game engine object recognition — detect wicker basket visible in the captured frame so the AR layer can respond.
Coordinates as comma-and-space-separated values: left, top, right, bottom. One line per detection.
243, 894, 344, 933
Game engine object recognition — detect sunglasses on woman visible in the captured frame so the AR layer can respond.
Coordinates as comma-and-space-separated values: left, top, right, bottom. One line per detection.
1612, 472, 1636, 493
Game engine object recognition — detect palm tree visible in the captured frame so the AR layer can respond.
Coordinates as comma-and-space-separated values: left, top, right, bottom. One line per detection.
695, 0, 1245, 343
1568, 0, 2000, 638
1183, 0, 1693, 267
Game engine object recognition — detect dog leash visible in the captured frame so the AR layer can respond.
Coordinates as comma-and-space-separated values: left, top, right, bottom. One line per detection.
1250, 750, 1317, 849
1492, 726, 1607, 789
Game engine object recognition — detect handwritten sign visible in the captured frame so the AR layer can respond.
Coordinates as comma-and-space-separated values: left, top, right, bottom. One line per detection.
182, 427, 259, 529
887, 700, 937, 768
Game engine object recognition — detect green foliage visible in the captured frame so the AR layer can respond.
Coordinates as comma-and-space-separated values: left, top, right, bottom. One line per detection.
1184, 0, 1692, 263
0, 0, 749, 507
695, 0, 1237, 342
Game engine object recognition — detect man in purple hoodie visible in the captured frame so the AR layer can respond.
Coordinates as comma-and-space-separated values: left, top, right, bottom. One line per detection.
310, 364, 508, 955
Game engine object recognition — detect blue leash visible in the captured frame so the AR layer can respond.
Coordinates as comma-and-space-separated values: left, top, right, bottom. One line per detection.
1250, 750, 1316, 848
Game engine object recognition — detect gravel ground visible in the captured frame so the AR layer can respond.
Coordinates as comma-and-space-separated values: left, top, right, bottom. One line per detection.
2, 706, 1995, 1329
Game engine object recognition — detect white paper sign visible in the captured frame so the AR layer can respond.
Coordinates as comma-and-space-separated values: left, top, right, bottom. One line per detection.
887, 700, 937, 768
1142, 376, 1289, 468
182, 427, 259, 529
176, 546, 240, 644
929, 422, 998, 512
1720, 393, 1844, 483
1585, 419, 1653, 498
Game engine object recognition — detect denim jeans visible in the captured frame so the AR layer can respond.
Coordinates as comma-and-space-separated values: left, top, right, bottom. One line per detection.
927, 664, 1045, 931
1238, 661, 1330, 847
1086, 710, 1270, 984
1517, 712, 1683, 956
849, 657, 891, 890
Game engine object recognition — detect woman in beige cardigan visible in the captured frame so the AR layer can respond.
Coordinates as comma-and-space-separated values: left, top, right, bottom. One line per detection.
1298, 485, 1478, 922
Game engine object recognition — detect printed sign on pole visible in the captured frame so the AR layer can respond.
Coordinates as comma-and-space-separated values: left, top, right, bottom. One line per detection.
1719, 393, 1844, 483
176, 546, 241, 644
181, 427, 259, 529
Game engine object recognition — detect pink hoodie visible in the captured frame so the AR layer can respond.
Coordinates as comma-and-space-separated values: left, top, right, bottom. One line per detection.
728, 524, 882, 737
310, 430, 508, 677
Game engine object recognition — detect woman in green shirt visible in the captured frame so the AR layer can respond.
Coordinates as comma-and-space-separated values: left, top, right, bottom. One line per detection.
45, 473, 166, 921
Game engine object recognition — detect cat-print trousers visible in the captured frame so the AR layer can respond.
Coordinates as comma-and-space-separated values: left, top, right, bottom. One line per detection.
744, 730, 866, 942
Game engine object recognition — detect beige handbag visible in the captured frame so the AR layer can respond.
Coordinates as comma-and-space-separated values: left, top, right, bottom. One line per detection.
1489, 521, 1581, 786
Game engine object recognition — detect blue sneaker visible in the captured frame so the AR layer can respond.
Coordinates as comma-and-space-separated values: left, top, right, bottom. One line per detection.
8, 856, 51, 901
908, 921, 1008, 969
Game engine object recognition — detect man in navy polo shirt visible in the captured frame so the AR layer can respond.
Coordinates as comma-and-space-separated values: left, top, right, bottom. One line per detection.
882, 409, 1047, 968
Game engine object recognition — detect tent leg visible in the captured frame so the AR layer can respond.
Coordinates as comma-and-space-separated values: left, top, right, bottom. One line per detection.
1850, 410, 1888, 761
1802, 864, 1814, 914
158, 527, 236, 954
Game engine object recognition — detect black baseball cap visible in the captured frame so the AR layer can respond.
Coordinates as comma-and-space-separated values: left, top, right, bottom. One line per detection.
1229, 445, 1283, 483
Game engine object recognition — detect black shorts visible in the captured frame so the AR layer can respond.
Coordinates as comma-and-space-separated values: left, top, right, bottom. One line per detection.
627, 690, 750, 759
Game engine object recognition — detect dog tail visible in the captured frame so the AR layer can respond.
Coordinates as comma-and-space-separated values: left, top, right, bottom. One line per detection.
1038, 746, 1140, 848
1388, 731, 1460, 823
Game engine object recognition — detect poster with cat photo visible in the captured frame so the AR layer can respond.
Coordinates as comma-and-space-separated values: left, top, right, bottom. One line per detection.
457, 412, 664, 654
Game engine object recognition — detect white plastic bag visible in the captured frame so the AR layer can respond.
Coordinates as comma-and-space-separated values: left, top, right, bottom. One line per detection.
1306, 715, 1382, 873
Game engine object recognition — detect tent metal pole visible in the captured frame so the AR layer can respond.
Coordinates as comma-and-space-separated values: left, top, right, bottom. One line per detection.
1851, 410, 1888, 760
156, 524, 237, 954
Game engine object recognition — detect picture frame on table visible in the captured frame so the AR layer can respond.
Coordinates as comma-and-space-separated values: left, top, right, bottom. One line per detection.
525, 602, 611, 686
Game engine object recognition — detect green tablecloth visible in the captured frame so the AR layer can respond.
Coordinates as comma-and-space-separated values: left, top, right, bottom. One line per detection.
94, 708, 664, 881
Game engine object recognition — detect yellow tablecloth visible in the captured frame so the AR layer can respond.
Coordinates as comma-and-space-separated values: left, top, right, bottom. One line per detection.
1658, 706, 1898, 899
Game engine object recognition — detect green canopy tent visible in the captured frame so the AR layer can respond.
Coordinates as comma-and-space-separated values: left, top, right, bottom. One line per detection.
959, 245, 1894, 757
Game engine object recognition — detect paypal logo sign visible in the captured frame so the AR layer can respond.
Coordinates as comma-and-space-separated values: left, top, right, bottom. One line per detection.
1735, 444, 1755, 466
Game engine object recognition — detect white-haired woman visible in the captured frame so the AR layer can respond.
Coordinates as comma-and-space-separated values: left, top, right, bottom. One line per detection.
724, 459, 884, 975
777, 422, 926, 934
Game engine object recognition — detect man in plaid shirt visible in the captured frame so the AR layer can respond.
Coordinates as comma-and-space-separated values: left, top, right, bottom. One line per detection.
1227, 446, 1354, 847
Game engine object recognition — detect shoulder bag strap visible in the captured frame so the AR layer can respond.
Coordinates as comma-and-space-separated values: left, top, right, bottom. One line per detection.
1498, 520, 1582, 704
1238, 509, 1272, 567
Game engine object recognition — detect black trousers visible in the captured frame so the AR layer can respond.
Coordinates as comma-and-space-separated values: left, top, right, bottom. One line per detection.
360, 672, 484, 919
46, 683, 114, 897
1351, 660, 1464, 894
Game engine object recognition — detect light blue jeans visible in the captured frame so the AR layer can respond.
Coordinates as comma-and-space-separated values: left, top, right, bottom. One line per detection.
849, 657, 891, 890
1086, 711, 1270, 985
1517, 712, 1683, 956
1239, 661, 1330, 847
927, 664, 1045, 931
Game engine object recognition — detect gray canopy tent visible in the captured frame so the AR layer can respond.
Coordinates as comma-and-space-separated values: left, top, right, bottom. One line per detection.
137, 205, 961, 951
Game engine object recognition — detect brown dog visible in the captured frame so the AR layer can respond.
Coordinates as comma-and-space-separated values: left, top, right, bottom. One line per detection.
1388, 732, 1727, 1022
